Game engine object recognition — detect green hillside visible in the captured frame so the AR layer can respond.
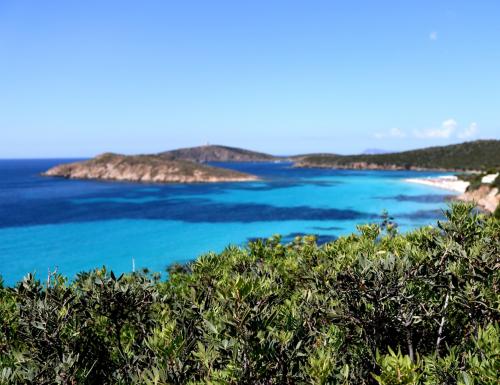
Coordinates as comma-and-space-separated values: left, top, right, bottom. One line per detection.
295, 140, 500, 171
161, 144, 277, 163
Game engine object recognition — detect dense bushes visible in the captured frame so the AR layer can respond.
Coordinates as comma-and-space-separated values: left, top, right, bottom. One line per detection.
457, 169, 500, 192
0, 204, 499, 384
493, 173, 500, 190
297, 140, 500, 171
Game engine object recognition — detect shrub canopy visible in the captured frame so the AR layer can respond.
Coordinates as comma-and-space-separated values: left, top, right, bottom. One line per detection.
0, 204, 499, 384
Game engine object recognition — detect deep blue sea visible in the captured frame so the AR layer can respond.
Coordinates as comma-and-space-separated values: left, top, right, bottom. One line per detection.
0, 159, 453, 285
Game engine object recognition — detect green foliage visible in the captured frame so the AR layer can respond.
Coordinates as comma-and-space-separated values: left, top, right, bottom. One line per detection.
456, 169, 499, 192
492, 173, 500, 189
458, 173, 484, 191
0, 203, 499, 384
372, 324, 500, 385
373, 348, 421, 385
458, 324, 500, 385
494, 205, 500, 220
298, 140, 500, 170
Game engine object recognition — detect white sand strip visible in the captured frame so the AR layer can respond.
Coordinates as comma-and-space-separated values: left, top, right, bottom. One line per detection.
482, 173, 499, 184
404, 175, 469, 193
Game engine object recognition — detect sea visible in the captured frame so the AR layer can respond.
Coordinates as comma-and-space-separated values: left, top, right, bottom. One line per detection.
0, 159, 453, 285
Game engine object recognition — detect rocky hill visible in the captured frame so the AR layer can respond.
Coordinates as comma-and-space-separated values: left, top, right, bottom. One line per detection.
161, 145, 277, 163
294, 140, 500, 171
43, 153, 258, 184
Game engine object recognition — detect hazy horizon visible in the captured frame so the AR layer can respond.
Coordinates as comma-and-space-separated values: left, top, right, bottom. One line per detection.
1, 0, 499, 157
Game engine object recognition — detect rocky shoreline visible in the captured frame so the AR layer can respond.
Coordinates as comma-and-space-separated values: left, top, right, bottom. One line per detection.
405, 175, 499, 213
457, 185, 500, 213
43, 153, 259, 184
294, 161, 474, 172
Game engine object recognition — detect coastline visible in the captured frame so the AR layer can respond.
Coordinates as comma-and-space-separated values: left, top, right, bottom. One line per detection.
42, 154, 260, 184
404, 175, 469, 193
294, 162, 476, 172
404, 175, 499, 213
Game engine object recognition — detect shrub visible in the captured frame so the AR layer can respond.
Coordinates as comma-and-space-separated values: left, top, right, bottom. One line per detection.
0, 204, 498, 384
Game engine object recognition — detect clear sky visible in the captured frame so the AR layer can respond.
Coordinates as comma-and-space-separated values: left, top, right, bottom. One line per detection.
1, 0, 499, 157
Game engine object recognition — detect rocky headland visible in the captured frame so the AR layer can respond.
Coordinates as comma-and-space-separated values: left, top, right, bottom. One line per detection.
405, 174, 499, 213
43, 153, 259, 184
458, 184, 500, 213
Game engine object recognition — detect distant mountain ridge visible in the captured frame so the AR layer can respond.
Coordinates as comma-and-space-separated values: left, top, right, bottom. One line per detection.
295, 140, 500, 171
161, 145, 277, 163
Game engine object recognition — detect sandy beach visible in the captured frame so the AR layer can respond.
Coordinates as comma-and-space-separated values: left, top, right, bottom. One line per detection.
404, 175, 470, 193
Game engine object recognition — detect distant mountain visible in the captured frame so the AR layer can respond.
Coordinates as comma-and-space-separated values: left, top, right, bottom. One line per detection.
43, 153, 258, 184
295, 140, 500, 171
362, 148, 389, 155
161, 145, 277, 163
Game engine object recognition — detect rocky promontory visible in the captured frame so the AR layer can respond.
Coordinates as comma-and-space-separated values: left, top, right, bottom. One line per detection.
404, 174, 500, 213
43, 153, 259, 184
458, 185, 499, 213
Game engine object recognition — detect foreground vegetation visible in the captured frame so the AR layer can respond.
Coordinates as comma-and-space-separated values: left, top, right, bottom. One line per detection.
0, 204, 499, 384
295, 140, 500, 170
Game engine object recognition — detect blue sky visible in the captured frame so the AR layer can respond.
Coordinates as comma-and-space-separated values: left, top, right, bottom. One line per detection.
1, 0, 499, 157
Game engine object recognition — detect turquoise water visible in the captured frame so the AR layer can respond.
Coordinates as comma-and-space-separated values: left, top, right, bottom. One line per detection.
0, 160, 453, 285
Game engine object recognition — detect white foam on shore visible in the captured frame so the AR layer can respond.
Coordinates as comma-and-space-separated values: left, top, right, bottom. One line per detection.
404, 175, 469, 193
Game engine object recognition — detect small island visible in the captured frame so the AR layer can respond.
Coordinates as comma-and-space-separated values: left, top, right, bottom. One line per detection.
43, 152, 259, 184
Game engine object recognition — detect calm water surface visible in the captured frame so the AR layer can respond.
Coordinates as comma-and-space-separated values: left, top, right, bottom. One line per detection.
0, 159, 453, 285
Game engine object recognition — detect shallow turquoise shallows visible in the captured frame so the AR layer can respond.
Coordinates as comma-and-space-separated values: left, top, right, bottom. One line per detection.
0, 160, 454, 285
